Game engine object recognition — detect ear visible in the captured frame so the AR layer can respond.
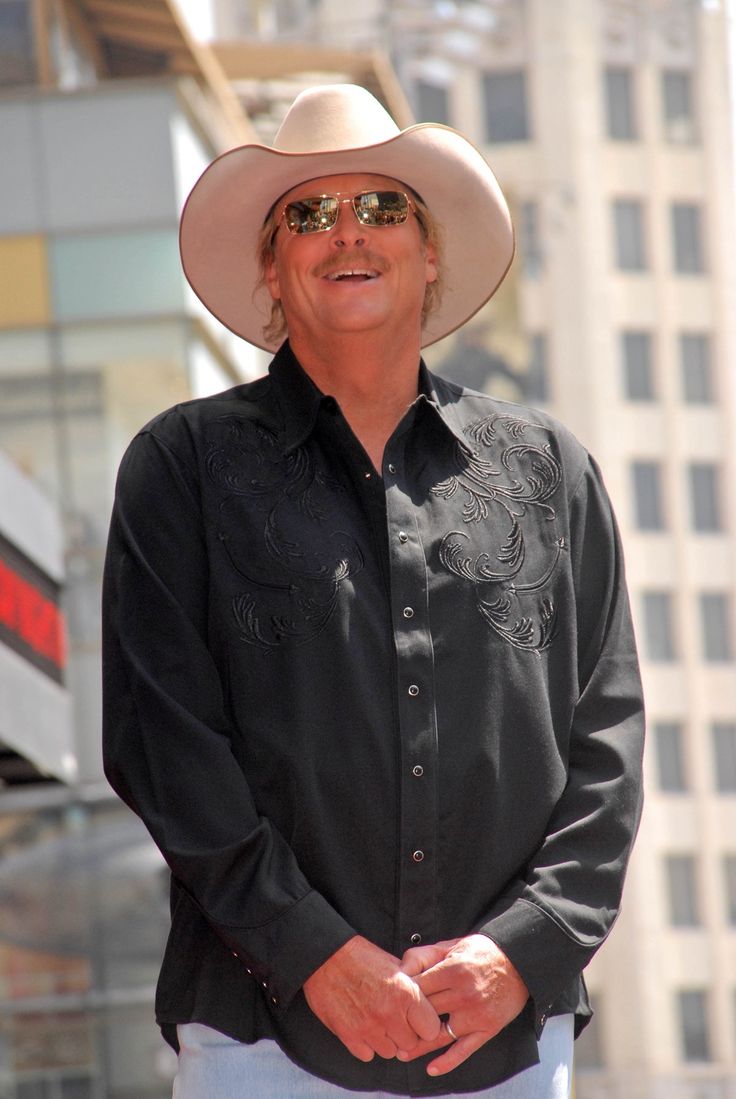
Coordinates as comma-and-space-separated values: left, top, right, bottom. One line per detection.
264, 253, 281, 301
424, 241, 438, 285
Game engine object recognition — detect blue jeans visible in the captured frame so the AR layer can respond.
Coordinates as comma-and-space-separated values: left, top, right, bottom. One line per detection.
173, 1015, 573, 1098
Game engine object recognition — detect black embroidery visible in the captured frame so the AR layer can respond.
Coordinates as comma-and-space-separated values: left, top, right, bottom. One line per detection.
206, 417, 363, 650
432, 412, 565, 654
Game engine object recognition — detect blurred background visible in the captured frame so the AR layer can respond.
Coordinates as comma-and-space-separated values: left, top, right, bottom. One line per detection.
0, 0, 735, 1095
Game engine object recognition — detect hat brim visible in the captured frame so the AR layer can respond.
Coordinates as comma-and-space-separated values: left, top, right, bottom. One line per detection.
179, 123, 515, 351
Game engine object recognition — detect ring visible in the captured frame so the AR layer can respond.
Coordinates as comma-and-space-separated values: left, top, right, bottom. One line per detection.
445, 1021, 459, 1042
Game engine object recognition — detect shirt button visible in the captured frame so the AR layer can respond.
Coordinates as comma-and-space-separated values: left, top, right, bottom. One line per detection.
403, 607, 414, 619
412, 764, 424, 777
388, 463, 396, 474
412, 850, 425, 862
364, 471, 372, 479
408, 684, 419, 696
398, 531, 408, 543
410, 933, 422, 945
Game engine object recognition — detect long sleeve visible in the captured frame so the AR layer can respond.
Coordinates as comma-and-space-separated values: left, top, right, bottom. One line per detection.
102, 423, 356, 1008
477, 456, 645, 1029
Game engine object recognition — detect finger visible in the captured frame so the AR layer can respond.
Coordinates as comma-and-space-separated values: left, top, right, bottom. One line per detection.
399, 943, 448, 977
406, 990, 442, 1042
424, 989, 463, 1016
370, 1034, 398, 1060
340, 1035, 376, 1063
395, 1029, 455, 1063
414, 960, 457, 997
426, 1031, 488, 1077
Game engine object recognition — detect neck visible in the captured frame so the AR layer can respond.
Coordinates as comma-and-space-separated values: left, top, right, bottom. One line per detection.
288, 329, 423, 472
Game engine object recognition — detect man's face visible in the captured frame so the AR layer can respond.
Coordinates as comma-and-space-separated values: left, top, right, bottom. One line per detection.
265, 172, 438, 344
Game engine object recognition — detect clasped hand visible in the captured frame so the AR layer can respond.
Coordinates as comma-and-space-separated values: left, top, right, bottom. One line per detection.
303, 933, 529, 1078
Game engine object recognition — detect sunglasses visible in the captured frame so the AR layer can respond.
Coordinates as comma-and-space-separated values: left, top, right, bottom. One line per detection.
279, 190, 415, 235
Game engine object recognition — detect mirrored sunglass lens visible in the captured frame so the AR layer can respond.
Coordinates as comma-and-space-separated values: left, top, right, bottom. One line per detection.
354, 191, 409, 225
285, 197, 339, 233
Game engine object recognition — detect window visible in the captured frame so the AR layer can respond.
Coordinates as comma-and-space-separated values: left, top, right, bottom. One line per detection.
713, 722, 736, 792
723, 855, 736, 925
672, 203, 705, 274
654, 721, 687, 792
519, 201, 543, 279
613, 199, 647, 271
688, 463, 721, 533
642, 591, 677, 661
700, 594, 733, 662
680, 333, 713, 404
622, 331, 655, 401
482, 70, 530, 142
631, 461, 665, 531
662, 70, 697, 143
526, 334, 549, 404
604, 67, 637, 140
0, 1, 36, 86
415, 80, 449, 125
665, 855, 700, 927
677, 990, 711, 1062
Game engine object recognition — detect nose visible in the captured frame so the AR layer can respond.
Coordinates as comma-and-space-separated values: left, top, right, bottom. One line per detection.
332, 199, 366, 249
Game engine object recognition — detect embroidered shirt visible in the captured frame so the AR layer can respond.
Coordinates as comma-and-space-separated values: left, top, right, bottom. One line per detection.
102, 341, 644, 1096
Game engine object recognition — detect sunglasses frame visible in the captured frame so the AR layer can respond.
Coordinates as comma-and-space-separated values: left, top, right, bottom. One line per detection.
279, 189, 416, 236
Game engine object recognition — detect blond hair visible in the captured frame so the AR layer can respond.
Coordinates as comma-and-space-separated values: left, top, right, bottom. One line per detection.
255, 190, 445, 346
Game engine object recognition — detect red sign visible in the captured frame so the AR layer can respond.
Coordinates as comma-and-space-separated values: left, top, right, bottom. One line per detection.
0, 537, 65, 682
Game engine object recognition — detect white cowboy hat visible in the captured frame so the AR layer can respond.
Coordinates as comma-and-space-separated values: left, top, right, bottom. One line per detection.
179, 83, 514, 351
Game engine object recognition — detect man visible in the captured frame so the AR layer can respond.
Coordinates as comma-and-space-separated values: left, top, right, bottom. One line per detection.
102, 85, 644, 1098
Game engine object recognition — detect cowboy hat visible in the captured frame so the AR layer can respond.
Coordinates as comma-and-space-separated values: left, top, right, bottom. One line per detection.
179, 83, 514, 351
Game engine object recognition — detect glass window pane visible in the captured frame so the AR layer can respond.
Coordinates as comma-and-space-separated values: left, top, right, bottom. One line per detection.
613, 200, 646, 271
482, 70, 530, 142
415, 80, 449, 125
0, 1, 36, 87
631, 461, 665, 530
688, 463, 721, 533
680, 333, 713, 403
700, 593, 733, 662
665, 855, 700, 926
605, 67, 636, 140
713, 722, 736, 792
723, 855, 736, 925
663, 69, 697, 143
672, 203, 705, 274
622, 331, 654, 400
677, 990, 711, 1062
643, 591, 677, 661
519, 200, 543, 279
655, 721, 687, 792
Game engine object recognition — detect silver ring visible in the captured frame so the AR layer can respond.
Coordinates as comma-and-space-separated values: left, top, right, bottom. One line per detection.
445, 1021, 459, 1042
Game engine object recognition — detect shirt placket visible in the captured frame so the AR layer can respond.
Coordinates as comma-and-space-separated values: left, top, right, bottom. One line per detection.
383, 439, 439, 955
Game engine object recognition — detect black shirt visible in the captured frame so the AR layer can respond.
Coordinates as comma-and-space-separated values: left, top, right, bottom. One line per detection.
102, 342, 644, 1095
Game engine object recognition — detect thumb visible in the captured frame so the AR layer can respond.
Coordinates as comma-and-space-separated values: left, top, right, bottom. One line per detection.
400, 939, 459, 977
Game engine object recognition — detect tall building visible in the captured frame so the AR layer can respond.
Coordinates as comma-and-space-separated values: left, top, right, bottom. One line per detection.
204, 0, 736, 1095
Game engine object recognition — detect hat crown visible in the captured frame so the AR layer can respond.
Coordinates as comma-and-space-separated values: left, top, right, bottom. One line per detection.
272, 84, 400, 155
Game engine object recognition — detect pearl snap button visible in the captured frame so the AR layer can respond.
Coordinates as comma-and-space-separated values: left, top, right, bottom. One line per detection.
408, 684, 419, 696
412, 850, 425, 862
403, 607, 414, 618
412, 764, 424, 777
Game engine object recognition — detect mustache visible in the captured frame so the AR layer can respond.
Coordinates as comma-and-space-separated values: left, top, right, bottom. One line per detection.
314, 251, 389, 278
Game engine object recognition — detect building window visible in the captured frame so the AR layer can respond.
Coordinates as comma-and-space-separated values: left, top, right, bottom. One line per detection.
700, 593, 733, 662
688, 463, 722, 533
622, 331, 655, 401
415, 80, 449, 125
613, 199, 647, 271
723, 855, 736, 925
519, 201, 543, 278
672, 203, 705, 274
524, 334, 549, 405
665, 855, 700, 927
662, 70, 697, 143
604, 67, 637, 140
680, 333, 713, 404
642, 591, 677, 661
677, 990, 711, 1062
654, 721, 687, 792
631, 461, 665, 531
482, 70, 530, 142
713, 722, 736, 793
0, 0, 36, 86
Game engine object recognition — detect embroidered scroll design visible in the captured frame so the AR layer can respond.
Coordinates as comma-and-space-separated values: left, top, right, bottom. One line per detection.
432, 412, 565, 653
206, 417, 363, 650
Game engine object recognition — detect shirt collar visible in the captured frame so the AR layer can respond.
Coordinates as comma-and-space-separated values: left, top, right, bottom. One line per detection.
269, 340, 473, 458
